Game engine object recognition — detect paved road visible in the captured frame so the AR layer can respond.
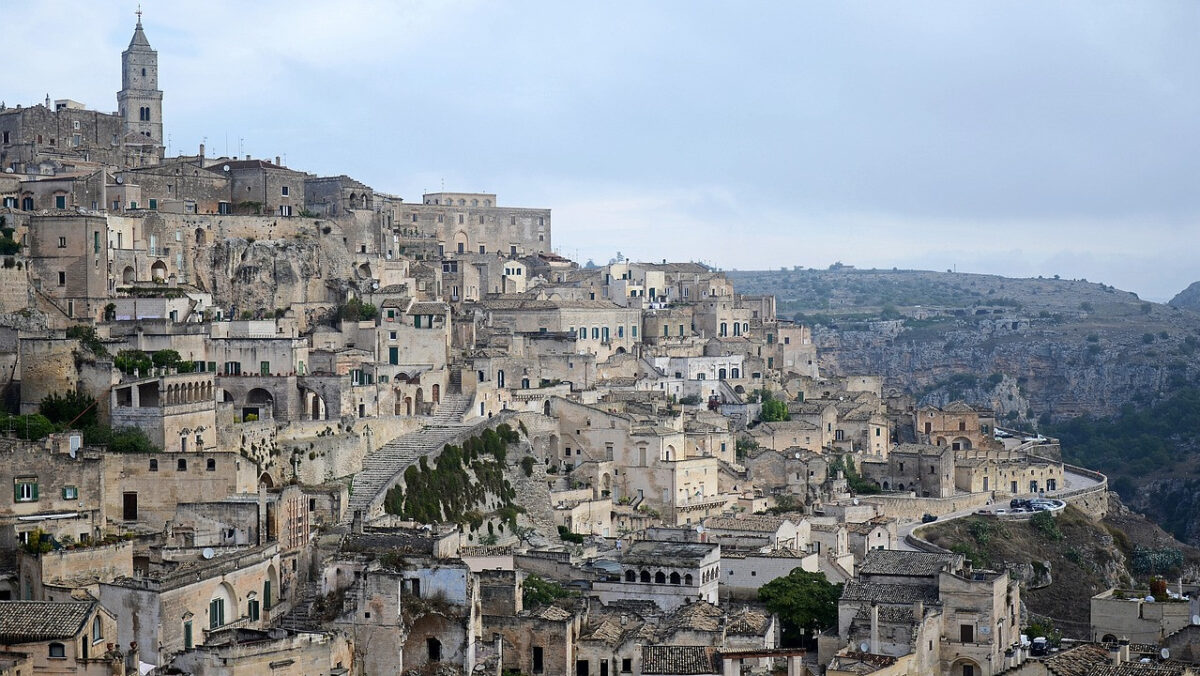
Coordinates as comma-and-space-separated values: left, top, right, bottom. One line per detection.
895, 467, 1102, 551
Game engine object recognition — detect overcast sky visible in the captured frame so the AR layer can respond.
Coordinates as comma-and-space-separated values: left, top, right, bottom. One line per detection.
11, 1, 1200, 300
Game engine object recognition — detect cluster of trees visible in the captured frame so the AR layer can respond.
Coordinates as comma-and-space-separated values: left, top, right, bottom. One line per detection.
758, 568, 842, 647
113, 348, 195, 374
0, 388, 158, 453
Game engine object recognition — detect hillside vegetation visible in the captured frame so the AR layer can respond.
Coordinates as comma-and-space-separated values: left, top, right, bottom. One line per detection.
921, 502, 1200, 637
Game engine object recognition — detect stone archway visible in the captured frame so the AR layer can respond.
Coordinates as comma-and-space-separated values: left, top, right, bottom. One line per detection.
150, 260, 167, 280
122, 266, 135, 284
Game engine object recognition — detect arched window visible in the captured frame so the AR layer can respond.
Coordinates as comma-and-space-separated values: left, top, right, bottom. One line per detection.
655, 571, 666, 584
92, 616, 102, 642
625, 570, 636, 582
640, 570, 650, 583
685, 574, 693, 585
670, 572, 681, 585
49, 642, 66, 658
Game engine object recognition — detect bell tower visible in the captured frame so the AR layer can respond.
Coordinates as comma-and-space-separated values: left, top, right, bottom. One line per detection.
117, 6, 164, 151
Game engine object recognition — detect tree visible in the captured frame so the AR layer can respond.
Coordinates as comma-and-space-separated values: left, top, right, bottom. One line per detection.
758, 568, 842, 647
761, 399, 790, 422
522, 574, 576, 608
39, 389, 98, 428
339, 298, 378, 322
152, 349, 182, 369
114, 349, 153, 375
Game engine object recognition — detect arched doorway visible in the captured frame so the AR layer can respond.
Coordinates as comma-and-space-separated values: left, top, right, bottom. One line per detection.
122, 266, 135, 284
950, 658, 981, 676
195, 228, 206, 245
150, 260, 167, 281
718, 368, 727, 380
404, 396, 412, 416
415, 388, 424, 412
431, 384, 440, 404
543, 400, 551, 416
244, 388, 273, 420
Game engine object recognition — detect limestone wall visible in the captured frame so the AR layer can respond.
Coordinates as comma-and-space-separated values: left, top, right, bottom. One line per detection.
861, 490, 992, 522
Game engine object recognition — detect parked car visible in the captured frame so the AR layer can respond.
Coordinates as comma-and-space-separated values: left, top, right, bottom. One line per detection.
921, 513, 938, 523
994, 508, 1009, 515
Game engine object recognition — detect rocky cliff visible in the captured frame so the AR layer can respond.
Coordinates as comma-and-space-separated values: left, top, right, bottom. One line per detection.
1169, 281, 1200, 312
730, 269, 1200, 422
196, 232, 357, 317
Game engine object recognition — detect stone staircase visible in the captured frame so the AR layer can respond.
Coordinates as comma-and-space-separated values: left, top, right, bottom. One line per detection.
346, 424, 468, 520
428, 393, 473, 426
277, 578, 323, 631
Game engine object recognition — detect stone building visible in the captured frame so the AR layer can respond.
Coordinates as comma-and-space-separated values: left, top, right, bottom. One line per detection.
98, 543, 283, 665
110, 371, 217, 453
593, 540, 720, 612
915, 402, 999, 451
411, 191, 550, 258
0, 600, 125, 674
827, 550, 1023, 676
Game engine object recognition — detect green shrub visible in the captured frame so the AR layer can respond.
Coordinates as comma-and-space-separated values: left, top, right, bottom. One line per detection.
1030, 511, 1062, 541
40, 389, 98, 428
114, 349, 152, 374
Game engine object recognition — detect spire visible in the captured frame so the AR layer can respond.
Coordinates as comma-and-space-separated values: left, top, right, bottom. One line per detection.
128, 5, 151, 49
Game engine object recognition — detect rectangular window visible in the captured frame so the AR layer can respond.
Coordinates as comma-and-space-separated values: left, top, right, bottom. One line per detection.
622, 658, 632, 673
62, 485, 78, 500
260, 361, 270, 376
209, 598, 225, 629
58, 271, 66, 286
148, 198, 157, 210
14, 478, 38, 502
248, 599, 260, 621
281, 185, 290, 196
533, 647, 544, 673
93, 231, 100, 253
58, 236, 67, 248
960, 624, 974, 643
389, 347, 398, 365
183, 621, 193, 649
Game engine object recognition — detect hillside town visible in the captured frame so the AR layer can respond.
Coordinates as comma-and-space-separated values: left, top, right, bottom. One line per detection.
2, 14, 1200, 676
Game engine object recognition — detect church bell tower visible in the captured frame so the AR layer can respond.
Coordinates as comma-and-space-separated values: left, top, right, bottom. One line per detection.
117, 7, 164, 151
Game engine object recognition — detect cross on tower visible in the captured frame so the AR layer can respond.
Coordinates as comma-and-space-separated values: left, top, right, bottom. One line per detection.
136, 4, 142, 26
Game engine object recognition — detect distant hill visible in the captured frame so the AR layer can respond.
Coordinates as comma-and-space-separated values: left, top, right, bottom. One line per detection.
1169, 281, 1200, 312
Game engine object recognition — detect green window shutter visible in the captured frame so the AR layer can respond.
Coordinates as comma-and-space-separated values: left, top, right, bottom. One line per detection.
31, 483, 37, 500
389, 347, 398, 365
12, 484, 18, 501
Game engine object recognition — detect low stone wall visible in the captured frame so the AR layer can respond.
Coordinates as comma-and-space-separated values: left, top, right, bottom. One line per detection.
861, 490, 992, 522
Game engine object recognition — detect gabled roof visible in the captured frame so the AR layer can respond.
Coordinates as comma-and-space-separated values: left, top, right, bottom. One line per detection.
857, 550, 958, 577
641, 645, 721, 675
841, 580, 939, 605
0, 601, 94, 644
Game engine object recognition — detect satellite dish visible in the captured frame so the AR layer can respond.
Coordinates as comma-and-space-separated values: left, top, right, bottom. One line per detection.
115, 175, 123, 184
1162, 648, 1171, 659
222, 164, 230, 172
859, 642, 870, 653
201, 547, 215, 560
1193, 615, 1200, 626
852, 498, 860, 506
695, 526, 705, 534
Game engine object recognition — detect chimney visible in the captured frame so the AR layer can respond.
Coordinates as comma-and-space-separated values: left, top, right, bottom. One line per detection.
245, 154, 250, 161
1109, 645, 1122, 666
352, 509, 364, 535
912, 600, 923, 623
869, 602, 880, 653
1119, 639, 1130, 663
275, 156, 281, 167
199, 143, 205, 161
